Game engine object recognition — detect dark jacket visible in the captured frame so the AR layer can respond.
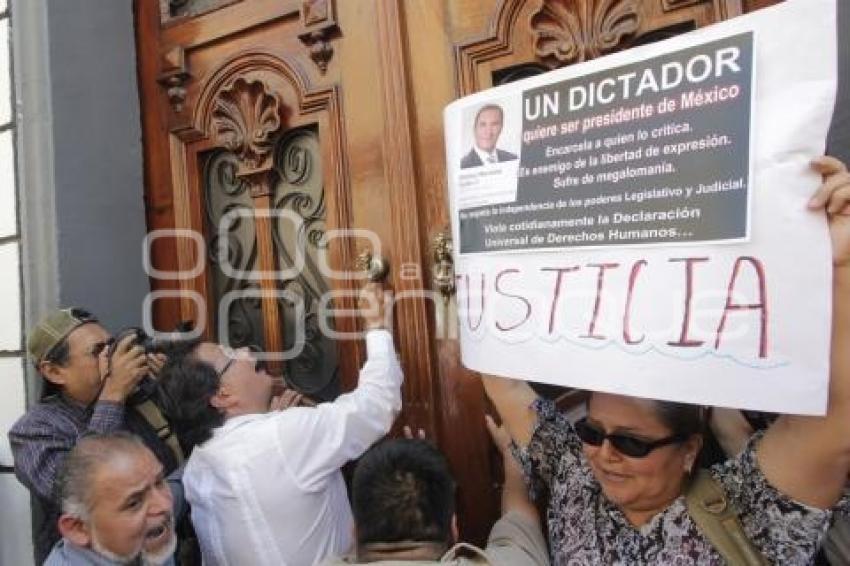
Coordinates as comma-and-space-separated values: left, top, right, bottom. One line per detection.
460, 148, 517, 169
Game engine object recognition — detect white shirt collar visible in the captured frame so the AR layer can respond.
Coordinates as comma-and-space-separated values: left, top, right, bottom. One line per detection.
474, 145, 497, 164
214, 412, 267, 437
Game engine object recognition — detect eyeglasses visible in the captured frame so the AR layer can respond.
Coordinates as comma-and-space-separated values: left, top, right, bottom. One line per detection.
217, 357, 235, 379
216, 347, 268, 379
574, 418, 687, 458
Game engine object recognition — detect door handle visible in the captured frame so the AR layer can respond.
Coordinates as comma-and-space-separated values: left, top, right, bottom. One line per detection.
355, 250, 390, 282
431, 232, 457, 339
431, 232, 455, 298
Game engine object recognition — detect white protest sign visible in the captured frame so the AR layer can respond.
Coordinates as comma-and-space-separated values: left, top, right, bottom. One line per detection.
444, 0, 837, 414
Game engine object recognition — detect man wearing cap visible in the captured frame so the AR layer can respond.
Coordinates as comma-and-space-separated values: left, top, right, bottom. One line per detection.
9, 308, 180, 564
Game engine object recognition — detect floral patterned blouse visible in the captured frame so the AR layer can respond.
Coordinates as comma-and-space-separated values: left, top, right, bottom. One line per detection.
514, 398, 836, 565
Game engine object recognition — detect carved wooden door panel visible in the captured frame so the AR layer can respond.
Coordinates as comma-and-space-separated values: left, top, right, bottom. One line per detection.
138, 0, 380, 400
136, 0, 780, 545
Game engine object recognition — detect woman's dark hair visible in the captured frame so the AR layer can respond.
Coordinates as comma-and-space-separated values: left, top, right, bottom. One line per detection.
652, 400, 706, 438
157, 342, 224, 456
352, 439, 456, 546
652, 400, 726, 467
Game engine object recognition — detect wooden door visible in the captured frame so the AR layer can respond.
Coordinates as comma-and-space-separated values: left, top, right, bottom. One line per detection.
136, 0, 780, 544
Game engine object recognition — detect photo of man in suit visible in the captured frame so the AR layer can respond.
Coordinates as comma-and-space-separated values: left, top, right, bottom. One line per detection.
460, 103, 518, 169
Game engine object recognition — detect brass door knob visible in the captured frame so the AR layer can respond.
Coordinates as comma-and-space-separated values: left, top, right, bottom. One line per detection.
355, 250, 390, 282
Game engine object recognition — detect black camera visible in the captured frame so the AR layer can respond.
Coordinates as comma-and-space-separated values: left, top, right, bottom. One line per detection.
107, 327, 164, 357
104, 327, 167, 403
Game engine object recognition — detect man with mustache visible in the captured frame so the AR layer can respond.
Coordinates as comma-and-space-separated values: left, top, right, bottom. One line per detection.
44, 433, 178, 566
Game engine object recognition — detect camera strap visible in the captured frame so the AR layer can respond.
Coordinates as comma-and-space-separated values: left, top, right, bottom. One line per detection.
134, 399, 185, 466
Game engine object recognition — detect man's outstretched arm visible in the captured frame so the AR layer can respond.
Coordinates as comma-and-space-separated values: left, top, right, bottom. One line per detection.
275, 283, 404, 488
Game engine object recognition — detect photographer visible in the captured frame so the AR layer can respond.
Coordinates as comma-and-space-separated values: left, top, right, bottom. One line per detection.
8, 308, 181, 564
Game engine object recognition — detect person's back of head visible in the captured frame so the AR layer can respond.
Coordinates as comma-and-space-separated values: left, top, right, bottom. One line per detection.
157, 342, 224, 456
352, 438, 456, 546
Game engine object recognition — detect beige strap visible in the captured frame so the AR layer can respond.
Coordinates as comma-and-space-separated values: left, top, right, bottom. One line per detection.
685, 470, 767, 566
134, 399, 185, 466
441, 542, 490, 563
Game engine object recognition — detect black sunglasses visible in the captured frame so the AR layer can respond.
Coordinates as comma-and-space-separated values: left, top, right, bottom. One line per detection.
574, 418, 687, 458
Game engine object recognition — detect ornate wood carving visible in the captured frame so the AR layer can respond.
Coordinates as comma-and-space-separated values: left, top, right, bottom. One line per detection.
160, 0, 240, 24
203, 72, 287, 370
211, 77, 283, 181
530, 0, 641, 67
186, 51, 363, 385
299, 31, 335, 74
663, 0, 710, 10
299, 0, 339, 74
302, 0, 331, 26
158, 47, 191, 114
453, 0, 527, 95
454, 0, 741, 95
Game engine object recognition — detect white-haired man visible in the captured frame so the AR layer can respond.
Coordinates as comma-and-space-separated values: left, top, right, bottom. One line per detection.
44, 432, 177, 566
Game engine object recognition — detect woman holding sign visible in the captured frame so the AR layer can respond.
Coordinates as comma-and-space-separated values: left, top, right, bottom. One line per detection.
482, 157, 850, 564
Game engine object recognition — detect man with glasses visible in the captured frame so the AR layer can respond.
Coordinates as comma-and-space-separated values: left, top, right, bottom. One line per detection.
9, 308, 180, 564
158, 282, 404, 566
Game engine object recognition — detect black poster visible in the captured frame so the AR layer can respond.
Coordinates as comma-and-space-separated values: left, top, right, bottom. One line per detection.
458, 33, 754, 254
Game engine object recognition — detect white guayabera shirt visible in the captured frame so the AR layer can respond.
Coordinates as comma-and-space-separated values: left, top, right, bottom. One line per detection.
183, 330, 403, 566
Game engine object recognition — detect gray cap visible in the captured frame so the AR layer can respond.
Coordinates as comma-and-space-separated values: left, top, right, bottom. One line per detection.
28, 307, 98, 363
